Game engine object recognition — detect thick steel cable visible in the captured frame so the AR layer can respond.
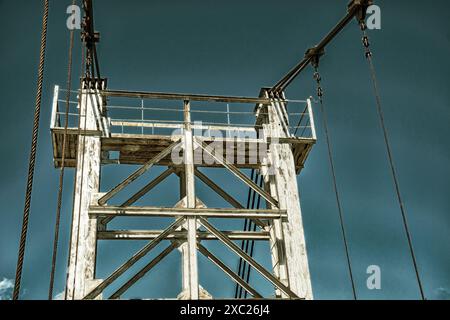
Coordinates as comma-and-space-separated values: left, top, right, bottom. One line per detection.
237, 172, 259, 298
13, 0, 49, 300
359, 22, 425, 300
313, 61, 357, 300
243, 174, 263, 298
64, 45, 86, 300
234, 169, 255, 298
70, 40, 104, 299
48, 0, 76, 300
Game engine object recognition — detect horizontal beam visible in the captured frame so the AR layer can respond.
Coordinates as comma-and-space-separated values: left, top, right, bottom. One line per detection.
110, 121, 258, 134
90, 206, 287, 220
110, 121, 182, 130
106, 133, 264, 144
98, 230, 271, 241
102, 89, 272, 105
51, 127, 101, 136
276, 137, 316, 145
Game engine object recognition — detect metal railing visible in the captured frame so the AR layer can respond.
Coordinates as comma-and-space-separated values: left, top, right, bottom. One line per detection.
50, 85, 316, 140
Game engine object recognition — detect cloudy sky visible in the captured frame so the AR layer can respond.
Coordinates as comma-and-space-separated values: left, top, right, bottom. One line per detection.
0, 0, 449, 300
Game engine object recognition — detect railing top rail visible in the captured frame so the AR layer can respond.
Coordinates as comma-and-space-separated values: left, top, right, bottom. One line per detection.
101, 89, 271, 105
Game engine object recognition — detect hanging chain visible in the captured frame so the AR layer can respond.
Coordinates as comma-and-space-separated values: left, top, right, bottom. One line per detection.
360, 22, 373, 59
313, 66, 323, 100
358, 20, 426, 300
311, 57, 357, 300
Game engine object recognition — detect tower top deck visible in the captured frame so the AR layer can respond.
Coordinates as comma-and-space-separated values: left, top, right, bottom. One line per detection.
50, 85, 316, 172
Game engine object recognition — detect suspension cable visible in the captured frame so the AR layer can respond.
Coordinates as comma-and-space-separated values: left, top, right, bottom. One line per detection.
13, 0, 49, 300
237, 172, 260, 298
48, 0, 76, 300
234, 169, 255, 298
243, 174, 263, 298
64, 44, 86, 300
359, 21, 425, 300
312, 57, 357, 300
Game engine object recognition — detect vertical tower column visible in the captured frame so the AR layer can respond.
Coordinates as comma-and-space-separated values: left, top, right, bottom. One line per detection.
183, 100, 199, 299
177, 170, 191, 294
261, 160, 290, 298
66, 89, 102, 299
261, 90, 313, 299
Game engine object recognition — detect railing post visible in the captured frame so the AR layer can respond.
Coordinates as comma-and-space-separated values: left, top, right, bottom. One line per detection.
141, 98, 144, 135
51, 85, 60, 128
307, 98, 317, 140
226, 103, 231, 138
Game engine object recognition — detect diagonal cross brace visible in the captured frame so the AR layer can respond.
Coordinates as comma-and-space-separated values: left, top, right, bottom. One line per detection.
83, 217, 185, 299
198, 244, 262, 298
100, 167, 175, 225
109, 242, 179, 299
198, 218, 300, 299
194, 168, 266, 228
98, 139, 181, 206
195, 139, 279, 208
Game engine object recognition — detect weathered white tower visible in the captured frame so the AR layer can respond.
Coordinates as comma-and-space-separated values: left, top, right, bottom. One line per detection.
50, 80, 316, 299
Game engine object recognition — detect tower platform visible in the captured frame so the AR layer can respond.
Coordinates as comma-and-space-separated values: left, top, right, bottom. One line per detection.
50, 86, 316, 172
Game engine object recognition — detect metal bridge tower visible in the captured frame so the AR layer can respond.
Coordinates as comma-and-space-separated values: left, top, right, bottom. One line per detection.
50, 79, 316, 299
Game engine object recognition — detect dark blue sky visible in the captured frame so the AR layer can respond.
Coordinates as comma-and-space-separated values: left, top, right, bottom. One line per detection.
0, 0, 449, 300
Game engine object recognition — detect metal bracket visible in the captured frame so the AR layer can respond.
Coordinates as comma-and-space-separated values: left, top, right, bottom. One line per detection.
348, 0, 374, 24
305, 47, 325, 68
